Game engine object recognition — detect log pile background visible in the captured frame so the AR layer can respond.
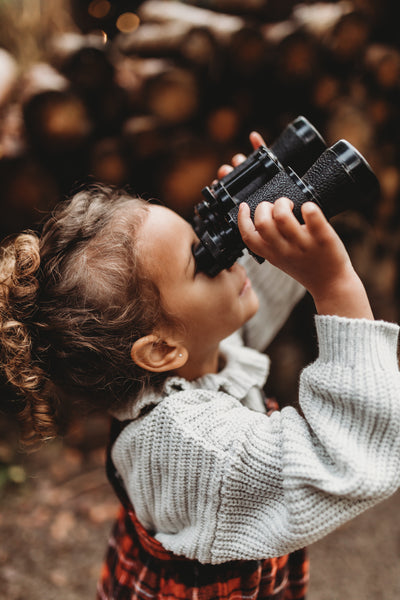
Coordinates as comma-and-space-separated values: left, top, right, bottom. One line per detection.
0, 0, 399, 404
1, 5, 400, 598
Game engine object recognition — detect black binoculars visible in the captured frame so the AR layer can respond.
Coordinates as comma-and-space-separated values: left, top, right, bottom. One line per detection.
192, 116, 380, 277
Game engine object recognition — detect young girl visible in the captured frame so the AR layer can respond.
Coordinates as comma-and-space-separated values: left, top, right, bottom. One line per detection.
1, 134, 400, 600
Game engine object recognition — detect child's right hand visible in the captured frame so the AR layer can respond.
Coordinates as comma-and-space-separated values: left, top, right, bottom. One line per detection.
217, 132, 265, 179
238, 197, 374, 320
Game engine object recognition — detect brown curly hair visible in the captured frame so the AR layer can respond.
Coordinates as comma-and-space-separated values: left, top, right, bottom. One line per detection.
0, 185, 176, 444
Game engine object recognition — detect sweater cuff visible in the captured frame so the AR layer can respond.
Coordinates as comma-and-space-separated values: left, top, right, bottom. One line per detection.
315, 315, 400, 370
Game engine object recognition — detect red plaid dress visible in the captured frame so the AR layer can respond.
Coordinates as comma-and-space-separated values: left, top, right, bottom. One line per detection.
97, 404, 309, 600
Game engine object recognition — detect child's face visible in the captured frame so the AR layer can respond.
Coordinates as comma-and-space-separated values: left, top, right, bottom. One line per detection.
137, 204, 259, 359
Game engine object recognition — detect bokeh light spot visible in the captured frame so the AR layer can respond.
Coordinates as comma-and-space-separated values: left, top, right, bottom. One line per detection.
88, 0, 111, 20
116, 12, 140, 33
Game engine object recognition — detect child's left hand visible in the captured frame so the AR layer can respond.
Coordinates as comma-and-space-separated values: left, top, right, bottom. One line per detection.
238, 197, 374, 320
216, 132, 373, 319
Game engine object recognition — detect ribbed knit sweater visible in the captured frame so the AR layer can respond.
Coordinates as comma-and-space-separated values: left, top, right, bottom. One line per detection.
111, 254, 400, 564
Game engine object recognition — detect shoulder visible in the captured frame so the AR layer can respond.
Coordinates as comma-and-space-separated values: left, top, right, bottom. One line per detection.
158, 387, 246, 437
116, 387, 260, 458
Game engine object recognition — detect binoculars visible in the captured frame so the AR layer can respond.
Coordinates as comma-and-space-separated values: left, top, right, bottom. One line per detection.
193, 116, 380, 277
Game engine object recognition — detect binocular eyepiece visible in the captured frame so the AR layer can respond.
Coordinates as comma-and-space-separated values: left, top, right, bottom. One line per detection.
193, 116, 380, 277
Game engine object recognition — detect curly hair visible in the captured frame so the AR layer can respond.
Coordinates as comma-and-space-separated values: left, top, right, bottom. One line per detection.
0, 185, 176, 444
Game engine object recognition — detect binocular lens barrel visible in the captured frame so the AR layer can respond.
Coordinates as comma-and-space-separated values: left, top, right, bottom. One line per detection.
304, 140, 379, 218
271, 116, 327, 176
241, 140, 380, 224
203, 116, 327, 214
193, 119, 380, 278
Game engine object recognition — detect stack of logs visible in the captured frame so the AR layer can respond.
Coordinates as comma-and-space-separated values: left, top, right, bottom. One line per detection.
0, 0, 399, 403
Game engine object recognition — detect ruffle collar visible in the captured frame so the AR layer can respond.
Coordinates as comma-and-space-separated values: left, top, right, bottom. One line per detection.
112, 342, 270, 422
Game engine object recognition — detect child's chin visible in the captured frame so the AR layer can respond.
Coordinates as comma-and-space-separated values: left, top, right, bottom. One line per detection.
245, 292, 260, 321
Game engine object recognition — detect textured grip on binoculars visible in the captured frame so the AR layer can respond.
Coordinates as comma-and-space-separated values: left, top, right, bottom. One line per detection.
271, 117, 327, 176
302, 149, 354, 218
229, 170, 310, 226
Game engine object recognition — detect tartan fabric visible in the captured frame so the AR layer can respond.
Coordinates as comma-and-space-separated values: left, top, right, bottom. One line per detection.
97, 404, 309, 600
97, 506, 309, 600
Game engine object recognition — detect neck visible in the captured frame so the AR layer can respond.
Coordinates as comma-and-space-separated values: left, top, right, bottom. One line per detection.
175, 344, 220, 380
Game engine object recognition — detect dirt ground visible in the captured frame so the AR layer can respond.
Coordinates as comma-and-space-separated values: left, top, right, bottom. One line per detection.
0, 413, 399, 600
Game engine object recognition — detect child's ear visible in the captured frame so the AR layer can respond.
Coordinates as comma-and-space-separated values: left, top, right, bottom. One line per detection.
130, 334, 188, 373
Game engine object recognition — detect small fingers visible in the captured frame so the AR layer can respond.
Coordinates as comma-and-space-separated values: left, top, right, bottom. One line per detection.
232, 153, 246, 167
217, 152, 247, 180
217, 131, 266, 180
238, 201, 288, 259
270, 196, 294, 218
253, 197, 299, 242
301, 202, 331, 243
237, 203, 264, 253
239, 197, 311, 260
252, 200, 274, 235
237, 202, 256, 237
216, 165, 232, 179
250, 131, 266, 149
268, 197, 303, 242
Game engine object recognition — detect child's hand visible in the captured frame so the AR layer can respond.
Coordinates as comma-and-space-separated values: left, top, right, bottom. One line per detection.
238, 197, 374, 320
217, 132, 265, 179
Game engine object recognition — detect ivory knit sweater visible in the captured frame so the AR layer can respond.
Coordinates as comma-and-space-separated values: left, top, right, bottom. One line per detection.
111, 254, 400, 564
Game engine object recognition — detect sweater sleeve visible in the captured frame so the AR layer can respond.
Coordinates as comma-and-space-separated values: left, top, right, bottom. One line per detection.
112, 316, 400, 564
240, 252, 305, 351
211, 317, 400, 562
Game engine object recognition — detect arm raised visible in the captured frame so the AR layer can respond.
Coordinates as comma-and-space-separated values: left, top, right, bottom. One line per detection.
238, 197, 373, 320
